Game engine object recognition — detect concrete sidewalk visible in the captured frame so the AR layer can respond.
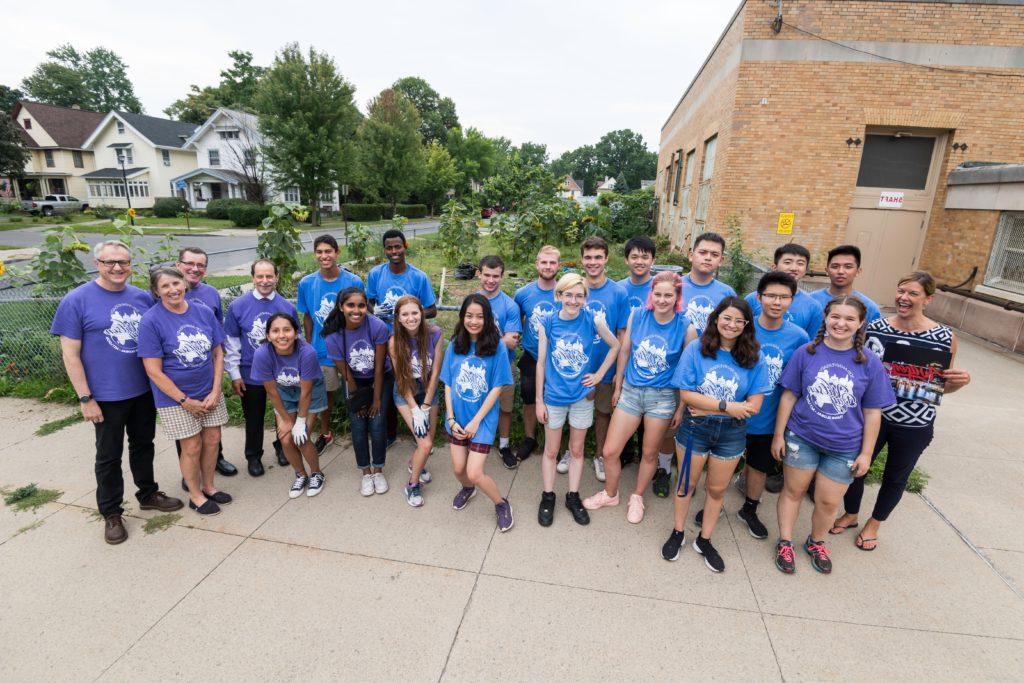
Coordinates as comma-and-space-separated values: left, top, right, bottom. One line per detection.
0, 336, 1022, 681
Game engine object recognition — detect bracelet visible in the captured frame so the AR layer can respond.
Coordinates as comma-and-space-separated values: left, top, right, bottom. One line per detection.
447, 416, 456, 425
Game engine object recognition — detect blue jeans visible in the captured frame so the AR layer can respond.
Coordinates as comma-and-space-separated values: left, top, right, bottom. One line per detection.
351, 374, 393, 469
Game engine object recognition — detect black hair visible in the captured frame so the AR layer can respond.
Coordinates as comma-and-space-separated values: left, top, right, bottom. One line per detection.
756, 271, 797, 295
827, 244, 862, 267
263, 313, 301, 350
320, 286, 368, 337
452, 293, 500, 357
382, 228, 407, 246
313, 234, 338, 252
773, 243, 811, 264
250, 258, 278, 276
624, 235, 656, 259
580, 235, 608, 256
479, 254, 505, 273
692, 232, 726, 252
700, 296, 760, 369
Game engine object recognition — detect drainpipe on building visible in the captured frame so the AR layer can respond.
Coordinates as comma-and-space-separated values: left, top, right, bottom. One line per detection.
771, 0, 783, 34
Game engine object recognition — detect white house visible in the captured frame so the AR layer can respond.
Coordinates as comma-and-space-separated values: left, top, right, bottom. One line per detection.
174, 108, 340, 211
596, 176, 618, 194
80, 111, 199, 209
559, 175, 584, 200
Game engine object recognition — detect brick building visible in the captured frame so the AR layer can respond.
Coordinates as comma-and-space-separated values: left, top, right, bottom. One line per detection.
656, 0, 1024, 308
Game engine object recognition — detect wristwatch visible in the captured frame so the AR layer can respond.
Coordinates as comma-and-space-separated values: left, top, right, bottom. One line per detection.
78, 394, 93, 403
178, 395, 188, 405
718, 399, 727, 412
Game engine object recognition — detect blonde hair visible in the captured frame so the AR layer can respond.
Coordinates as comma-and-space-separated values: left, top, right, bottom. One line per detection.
897, 271, 936, 297
555, 272, 587, 299
538, 245, 561, 259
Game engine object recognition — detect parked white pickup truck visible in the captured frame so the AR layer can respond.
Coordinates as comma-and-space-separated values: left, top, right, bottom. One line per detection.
21, 195, 89, 216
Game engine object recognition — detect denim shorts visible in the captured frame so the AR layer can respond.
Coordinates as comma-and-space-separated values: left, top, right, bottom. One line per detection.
616, 381, 677, 421
675, 413, 747, 460
781, 429, 858, 485
547, 397, 594, 430
279, 378, 328, 415
392, 379, 439, 408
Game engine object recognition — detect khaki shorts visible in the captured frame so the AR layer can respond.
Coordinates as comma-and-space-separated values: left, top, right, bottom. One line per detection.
157, 396, 228, 440
499, 383, 515, 413
321, 364, 340, 392
592, 383, 613, 415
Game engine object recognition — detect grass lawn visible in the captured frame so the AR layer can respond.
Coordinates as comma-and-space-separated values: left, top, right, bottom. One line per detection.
205, 274, 252, 289
133, 216, 234, 230
0, 244, 21, 250
73, 223, 190, 235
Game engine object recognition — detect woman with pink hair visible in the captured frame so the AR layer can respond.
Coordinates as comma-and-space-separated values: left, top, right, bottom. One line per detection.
584, 271, 697, 523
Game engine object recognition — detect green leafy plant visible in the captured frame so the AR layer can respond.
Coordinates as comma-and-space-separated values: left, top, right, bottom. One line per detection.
228, 203, 270, 227
3, 483, 63, 512
27, 226, 89, 295
153, 197, 187, 218
436, 199, 479, 267
257, 204, 303, 295
108, 214, 180, 288
143, 513, 181, 534
345, 223, 374, 271
722, 214, 758, 295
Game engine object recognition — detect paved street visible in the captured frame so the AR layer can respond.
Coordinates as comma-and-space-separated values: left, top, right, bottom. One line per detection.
0, 335, 1021, 680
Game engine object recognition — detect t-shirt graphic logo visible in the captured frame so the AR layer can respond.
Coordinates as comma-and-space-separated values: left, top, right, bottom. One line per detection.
686, 296, 715, 332
246, 312, 271, 349
173, 325, 212, 367
633, 335, 669, 380
315, 293, 336, 325
761, 344, 784, 386
104, 303, 142, 353
699, 367, 739, 402
276, 365, 300, 387
378, 287, 407, 320
529, 302, 555, 334
806, 364, 857, 418
551, 334, 588, 379
455, 357, 489, 401
628, 296, 644, 313
411, 352, 423, 378
348, 340, 375, 374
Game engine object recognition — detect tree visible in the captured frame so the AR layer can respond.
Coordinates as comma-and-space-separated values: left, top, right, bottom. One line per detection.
482, 151, 559, 211
550, 144, 599, 195
164, 50, 266, 124
392, 76, 460, 144
1, 85, 25, 114
517, 141, 549, 167
255, 43, 360, 226
594, 129, 657, 192
420, 141, 460, 215
22, 45, 142, 112
446, 127, 497, 194
356, 89, 426, 214
0, 116, 30, 178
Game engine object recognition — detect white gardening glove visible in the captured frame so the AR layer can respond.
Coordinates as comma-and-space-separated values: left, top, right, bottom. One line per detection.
411, 406, 429, 438
291, 420, 308, 446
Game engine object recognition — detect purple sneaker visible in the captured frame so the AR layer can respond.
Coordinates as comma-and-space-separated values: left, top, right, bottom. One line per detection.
496, 498, 514, 532
452, 486, 476, 510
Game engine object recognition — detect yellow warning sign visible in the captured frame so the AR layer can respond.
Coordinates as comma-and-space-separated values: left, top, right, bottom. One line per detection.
777, 212, 794, 235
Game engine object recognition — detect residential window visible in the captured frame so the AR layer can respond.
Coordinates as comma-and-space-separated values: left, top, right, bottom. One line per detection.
984, 212, 1024, 296
23, 118, 32, 129
856, 134, 934, 191
208, 149, 220, 167
694, 135, 717, 225
87, 180, 149, 199
72, 150, 84, 168
162, 150, 171, 166
284, 187, 300, 203
242, 149, 256, 166
218, 130, 240, 140
116, 120, 125, 134
320, 189, 334, 202
44, 150, 55, 168
116, 147, 134, 165
671, 150, 682, 205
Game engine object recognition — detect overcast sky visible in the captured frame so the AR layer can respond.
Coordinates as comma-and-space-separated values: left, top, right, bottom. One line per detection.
4, 0, 738, 157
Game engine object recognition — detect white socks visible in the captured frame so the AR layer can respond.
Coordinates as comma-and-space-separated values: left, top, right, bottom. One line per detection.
499, 437, 510, 449
658, 452, 673, 471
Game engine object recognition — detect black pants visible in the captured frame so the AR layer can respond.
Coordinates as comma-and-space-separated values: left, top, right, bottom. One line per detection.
240, 382, 281, 460
95, 392, 159, 518
843, 420, 934, 522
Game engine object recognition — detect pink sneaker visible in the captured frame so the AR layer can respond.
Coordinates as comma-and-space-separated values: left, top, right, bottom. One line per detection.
627, 494, 645, 524
582, 490, 619, 510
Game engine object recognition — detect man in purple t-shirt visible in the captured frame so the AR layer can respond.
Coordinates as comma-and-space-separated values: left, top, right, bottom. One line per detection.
50, 240, 183, 545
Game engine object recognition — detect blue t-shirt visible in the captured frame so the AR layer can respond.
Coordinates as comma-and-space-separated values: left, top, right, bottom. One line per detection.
250, 341, 322, 388
296, 269, 364, 364
682, 275, 736, 335
744, 290, 824, 339
618, 276, 653, 317
440, 341, 513, 445
585, 278, 628, 384
514, 281, 558, 359
324, 314, 392, 379
541, 309, 598, 406
137, 301, 226, 408
671, 343, 772, 419
746, 319, 810, 435
808, 288, 882, 323
624, 309, 692, 389
366, 262, 436, 329
50, 281, 154, 402
779, 343, 896, 453
224, 293, 298, 384
484, 290, 522, 337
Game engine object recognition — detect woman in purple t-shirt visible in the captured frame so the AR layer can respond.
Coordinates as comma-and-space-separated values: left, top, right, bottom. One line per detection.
771, 296, 896, 575
138, 267, 229, 517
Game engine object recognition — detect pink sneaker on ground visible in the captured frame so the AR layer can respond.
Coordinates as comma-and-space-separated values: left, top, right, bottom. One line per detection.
582, 490, 619, 510
627, 494, 645, 524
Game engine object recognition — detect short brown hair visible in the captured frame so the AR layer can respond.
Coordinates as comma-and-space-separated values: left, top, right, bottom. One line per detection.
897, 271, 936, 297
580, 236, 608, 256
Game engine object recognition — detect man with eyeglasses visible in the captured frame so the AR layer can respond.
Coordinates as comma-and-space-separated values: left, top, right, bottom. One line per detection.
744, 243, 824, 338
51, 240, 183, 545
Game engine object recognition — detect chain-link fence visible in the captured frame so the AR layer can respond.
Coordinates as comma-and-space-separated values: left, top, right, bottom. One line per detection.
0, 295, 64, 383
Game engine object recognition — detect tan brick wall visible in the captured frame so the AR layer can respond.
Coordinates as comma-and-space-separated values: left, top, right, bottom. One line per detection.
919, 208, 1001, 285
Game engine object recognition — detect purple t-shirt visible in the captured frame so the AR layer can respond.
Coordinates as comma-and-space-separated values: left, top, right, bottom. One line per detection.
249, 341, 322, 387
325, 314, 392, 379
778, 343, 896, 453
137, 302, 226, 408
153, 281, 223, 323
224, 293, 298, 384
49, 281, 154, 401
400, 326, 443, 379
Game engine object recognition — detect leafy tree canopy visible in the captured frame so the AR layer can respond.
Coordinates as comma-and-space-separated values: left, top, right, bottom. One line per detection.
550, 144, 599, 195
22, 45, 142, 113
357, 88, 426, 210
0, 115, 31, 177
392, 76, 460, 144
445, 126, 497, 193
1, 85, 25, 114
164, 50, 266, 124
593, 129, 657, 193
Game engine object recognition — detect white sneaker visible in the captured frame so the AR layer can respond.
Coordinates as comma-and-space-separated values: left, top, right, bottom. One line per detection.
408, 462, 432, 484
289, 474, 307, 499
307, 471, 325, 497
360, 474, 375, 497
594, 456, 606, 483
372, 471, 389, 494
556, 450, 571, 474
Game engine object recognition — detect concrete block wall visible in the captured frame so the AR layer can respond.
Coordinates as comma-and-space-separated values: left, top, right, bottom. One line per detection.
928, 290, 1024, 355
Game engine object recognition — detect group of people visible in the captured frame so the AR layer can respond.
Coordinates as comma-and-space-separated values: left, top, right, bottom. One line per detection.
51, 227, 970, 576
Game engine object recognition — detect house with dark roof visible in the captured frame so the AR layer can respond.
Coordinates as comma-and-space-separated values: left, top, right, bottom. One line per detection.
81, 111, 199, 208
11, 100, 106, 200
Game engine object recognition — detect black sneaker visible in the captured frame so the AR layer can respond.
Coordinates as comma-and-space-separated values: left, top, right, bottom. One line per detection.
775, 540, 796, 574
500, 446, 518, 470
693, 535, 725, 573
565, 492, 590, 526
737, 506, 768, 539
765, 472, 784, 494
538, 491, 556, 527
662, 529, 685, 561
516, 437, 537, 462
694, 507, 723, 528
804, 536, 833, 574
652, 468, 670, 498
274, 440, 288, 467
315, 433, 333, 455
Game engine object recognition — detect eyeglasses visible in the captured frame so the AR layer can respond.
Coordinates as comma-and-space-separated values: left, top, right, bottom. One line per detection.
761, 294, 793, 302
178, 261, 207, 270
719, 315, 747, 327
97, 259, 131, 268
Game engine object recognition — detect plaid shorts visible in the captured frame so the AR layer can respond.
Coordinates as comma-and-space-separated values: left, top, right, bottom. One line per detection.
157, 395, 229, 440
446, 432, 492, 454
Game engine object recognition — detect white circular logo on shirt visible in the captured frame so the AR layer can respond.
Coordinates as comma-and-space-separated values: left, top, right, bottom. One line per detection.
761, 343, 785, 387
698, 364, 740, 402
172, 324, 212, 368
276, 365, 301, 387
686, 296, 716, 332
551, 333, 588, 379
455, 356, 489, 401
315, 293, 336, 325
246, 312, 272, 349
529, 302, 556, 335
633, 334, 669, 380
805, 362, 857, 420
348, 340, 375, 374
103, 303, 143, 353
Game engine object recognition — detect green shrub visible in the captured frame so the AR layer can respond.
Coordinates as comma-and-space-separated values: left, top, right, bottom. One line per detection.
228, 203, 269, 228
8, 216, 22, 223
91, 205, 119, 220
153, 197, 188, 218
343, 203, 388, 221
396, 204, 428, 219
206, 198, 250, 220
